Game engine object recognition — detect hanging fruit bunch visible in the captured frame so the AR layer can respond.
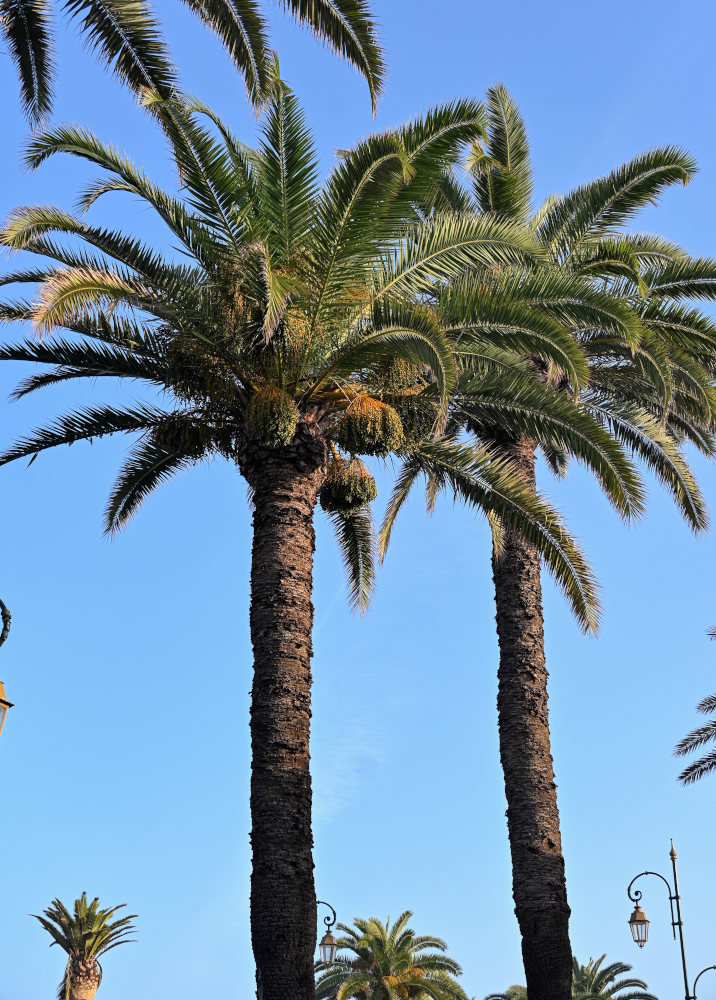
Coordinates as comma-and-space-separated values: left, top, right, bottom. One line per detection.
247, 385, 300, 447
318, 456, 378, 513
335, 395, 404, 456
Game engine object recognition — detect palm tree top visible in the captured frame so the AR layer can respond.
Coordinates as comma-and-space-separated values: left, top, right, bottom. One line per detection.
33, 892, 137, 959
316, 910, 469, 1000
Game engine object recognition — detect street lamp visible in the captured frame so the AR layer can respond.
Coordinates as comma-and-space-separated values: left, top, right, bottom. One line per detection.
0, 599, 12, 739
626, 840, 716, 1000
317, 900, 338, 965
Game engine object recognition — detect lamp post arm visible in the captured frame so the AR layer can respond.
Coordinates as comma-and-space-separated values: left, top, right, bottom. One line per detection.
317, 900, 337, 932
693, 966, 716, 998
0, 599, 11, 650
627, 871, 678, 938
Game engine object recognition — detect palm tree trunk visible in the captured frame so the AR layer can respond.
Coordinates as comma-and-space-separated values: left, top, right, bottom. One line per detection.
491, 436, 572, 1000
244, 429, 328, 1000
67, 959, 101, 1000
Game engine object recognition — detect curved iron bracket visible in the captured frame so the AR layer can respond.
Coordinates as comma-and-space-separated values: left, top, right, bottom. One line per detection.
627, 870, 678, 939
317, 899, 337, 932
693, 965, 716, 998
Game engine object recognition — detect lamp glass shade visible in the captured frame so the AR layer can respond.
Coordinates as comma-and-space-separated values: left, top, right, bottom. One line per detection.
319, 929, 337, 965
629, 904, 649, 948
0, 703, 6, 736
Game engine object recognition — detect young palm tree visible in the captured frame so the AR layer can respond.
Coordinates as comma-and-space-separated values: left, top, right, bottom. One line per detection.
33, 892, 136, 1000
486, 954, 658, 1000
572, 955, 658, 1000
315, 911, 468, 1000
0, 81, 588, 1000
383, 85, 716, 1000
2, 0, 384, 124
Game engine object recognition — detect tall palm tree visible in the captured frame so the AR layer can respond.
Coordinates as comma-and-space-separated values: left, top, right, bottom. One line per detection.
1, 0, 384, 124
315, 911, 468, 1000
33, 892, 136, 1000
486, 953, 658, 1000
382, 85, 716, 1000
0, 82, 587, 1000
572, 954, 658, 1000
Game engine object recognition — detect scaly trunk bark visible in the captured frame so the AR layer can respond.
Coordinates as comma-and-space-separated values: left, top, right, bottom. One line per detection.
491, 436, 572, 1000
243, 429, 327, 1000
67, 958, 101, 1000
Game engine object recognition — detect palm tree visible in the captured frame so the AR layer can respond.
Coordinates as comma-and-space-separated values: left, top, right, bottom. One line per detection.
0, 81, 587, 1000
383, 85, 716, 1000
486, 954, 658, 1000
674, 628, 716, 783
315, 911, 468, 1000
1, 0, 384, 124
572, 954, 658, 1000
33, 892, 136, 1000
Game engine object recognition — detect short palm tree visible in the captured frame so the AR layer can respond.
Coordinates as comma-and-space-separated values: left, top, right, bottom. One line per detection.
572, 954, 658, 1000
0, 80, 584, 1000
33, 892, 136, 1000
2, 0, 384, 124
674, 628, 716, 783
315, 911, 468, 1000
383, 84, 716, 1000
486, 954, 658, 1000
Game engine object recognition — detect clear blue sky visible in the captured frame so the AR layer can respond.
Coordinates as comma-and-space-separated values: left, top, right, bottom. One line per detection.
2, 2, 716, 998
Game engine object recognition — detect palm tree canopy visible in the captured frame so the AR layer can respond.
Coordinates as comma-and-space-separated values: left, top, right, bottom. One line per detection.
0, 82, 592, 610
315, 911, 468, 1000
33, 892, 137, 959
383, 83, 716, 632
1, 0, 385, 124
485, 953, 658, 1000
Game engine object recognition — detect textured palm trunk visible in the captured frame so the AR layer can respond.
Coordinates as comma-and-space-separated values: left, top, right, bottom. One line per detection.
243, 428, 328, 1000
491, 436, 572, 1000
67, 959, 101, 1000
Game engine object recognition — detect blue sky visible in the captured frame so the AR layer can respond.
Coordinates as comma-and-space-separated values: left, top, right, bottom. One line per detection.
2, 2, 716, 998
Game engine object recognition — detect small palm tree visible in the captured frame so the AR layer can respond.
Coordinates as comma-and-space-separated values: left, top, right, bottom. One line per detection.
674, 628, 716, 784
2, 0, 384, 124
315, 911, 468, 1000
572, 954, 658, 1000
33, 892, 136, 1000
486, 954, 658, 1000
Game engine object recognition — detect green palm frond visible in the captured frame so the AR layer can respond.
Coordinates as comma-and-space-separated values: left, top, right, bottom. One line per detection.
105, 427, 205, 532
279, 0, 384, 113
538, 147, 697, 259
325, 505, 375, 613
470, 83, 533, 222
61, 0, 178, 97
257, 82, 318, 262
0, 403, 170, 465
381, 439, 600, 632
1, 0, 54, 123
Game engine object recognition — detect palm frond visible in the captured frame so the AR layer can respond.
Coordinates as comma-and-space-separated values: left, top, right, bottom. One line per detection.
0, 0, 54, 123
325, 505, 375, 612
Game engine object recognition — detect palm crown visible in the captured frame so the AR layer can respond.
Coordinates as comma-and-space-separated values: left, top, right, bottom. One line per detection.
486, 953, 658, 1000
315, 911, 468, 1000
2, 0, 384, 124
383, 84, 716, 630
33, 892, 136, 999
0, 80, 596, 609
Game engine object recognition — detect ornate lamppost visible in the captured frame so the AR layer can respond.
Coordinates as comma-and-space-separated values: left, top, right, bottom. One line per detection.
627, 840, 716, 1000
0, 599, 13, 739
317, 900, 338, 965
